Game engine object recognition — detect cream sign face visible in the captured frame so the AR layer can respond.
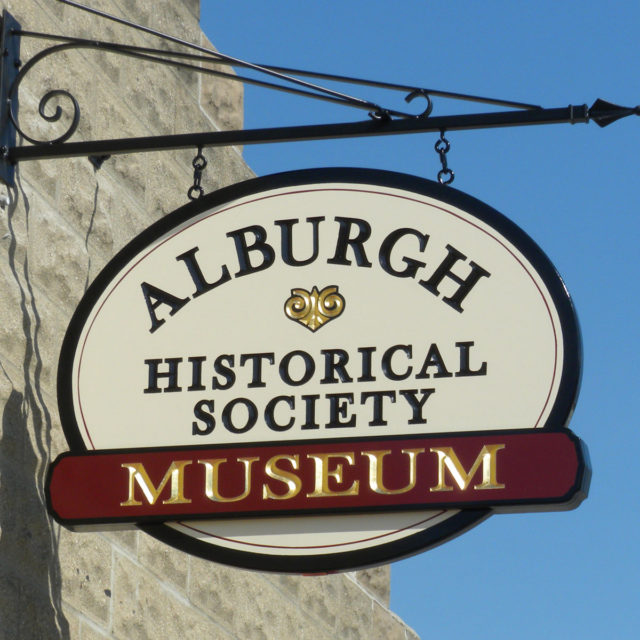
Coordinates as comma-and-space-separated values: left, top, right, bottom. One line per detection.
53, 168, 586, 572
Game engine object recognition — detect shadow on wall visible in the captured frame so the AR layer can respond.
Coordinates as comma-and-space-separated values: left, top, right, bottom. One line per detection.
0, 176, 69, 639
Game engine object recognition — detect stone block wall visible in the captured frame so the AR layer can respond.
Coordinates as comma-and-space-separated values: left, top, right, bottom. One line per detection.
0, 1, 418, 638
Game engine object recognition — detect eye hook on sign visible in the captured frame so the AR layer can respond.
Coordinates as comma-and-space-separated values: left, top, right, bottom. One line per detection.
188, 146, 207, 200
404, 89, 434, 119
370, 89, 433, 121
435, 129, 454, 185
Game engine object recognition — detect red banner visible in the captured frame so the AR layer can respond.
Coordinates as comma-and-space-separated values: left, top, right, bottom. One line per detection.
47, 431, 586, 526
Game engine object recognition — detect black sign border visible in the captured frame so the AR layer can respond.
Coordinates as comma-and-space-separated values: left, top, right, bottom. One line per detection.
57, 167, 583, 573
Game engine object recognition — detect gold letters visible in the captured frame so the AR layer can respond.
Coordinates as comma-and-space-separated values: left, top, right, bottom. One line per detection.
263, 454, 303, 500
121, 460, 192, 506
120, 443, 506, 511
429, 444, 505, 492
306, 452, 360, 497
198, 457, 259, 502
362, 448, 424, 495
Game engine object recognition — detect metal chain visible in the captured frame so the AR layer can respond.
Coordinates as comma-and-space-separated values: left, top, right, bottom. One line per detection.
187, 146, 207, 200
435, 130, 454, 185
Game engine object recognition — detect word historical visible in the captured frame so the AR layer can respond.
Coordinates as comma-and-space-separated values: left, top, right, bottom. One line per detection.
143, 341, 488, 436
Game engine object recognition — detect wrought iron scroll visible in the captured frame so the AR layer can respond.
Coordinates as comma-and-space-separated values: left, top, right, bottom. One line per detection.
6, 0, 463, 152
0, 0, 637, 189
1, 0, 548, 153
7, 43, 82, 145
4, 30, 486, 149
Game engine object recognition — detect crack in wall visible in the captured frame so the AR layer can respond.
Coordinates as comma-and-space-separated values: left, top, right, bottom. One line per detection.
83, 178, 99, 292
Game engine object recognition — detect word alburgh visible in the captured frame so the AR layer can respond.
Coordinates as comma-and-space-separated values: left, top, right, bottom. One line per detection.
141, 216, 492, 332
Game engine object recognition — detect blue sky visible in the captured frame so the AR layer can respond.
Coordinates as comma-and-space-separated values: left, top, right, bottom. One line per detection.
201, 2, 639, 637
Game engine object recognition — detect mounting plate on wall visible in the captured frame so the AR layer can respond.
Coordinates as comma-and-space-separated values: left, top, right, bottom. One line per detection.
0, 11, 21, 187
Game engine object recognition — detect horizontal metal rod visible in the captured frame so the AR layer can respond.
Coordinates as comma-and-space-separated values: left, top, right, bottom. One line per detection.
7, 105, 590, 163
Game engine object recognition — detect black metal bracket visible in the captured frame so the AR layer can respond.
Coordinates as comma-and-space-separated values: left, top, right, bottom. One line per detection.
0, 1, 638, 188
0, 10, 21, 186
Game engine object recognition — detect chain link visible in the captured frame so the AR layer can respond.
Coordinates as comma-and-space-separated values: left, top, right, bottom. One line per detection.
435, 130, 454, 185
188, 146, 208, 200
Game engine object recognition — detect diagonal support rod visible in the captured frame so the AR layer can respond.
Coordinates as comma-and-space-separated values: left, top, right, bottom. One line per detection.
53, 1, 542, 115
56, 0, 386, 115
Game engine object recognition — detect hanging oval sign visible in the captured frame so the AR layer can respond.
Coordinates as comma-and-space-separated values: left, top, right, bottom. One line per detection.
50, 168, 588, 573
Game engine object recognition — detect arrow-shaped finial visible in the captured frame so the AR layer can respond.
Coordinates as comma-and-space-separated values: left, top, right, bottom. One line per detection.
589, 99, 639, 128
